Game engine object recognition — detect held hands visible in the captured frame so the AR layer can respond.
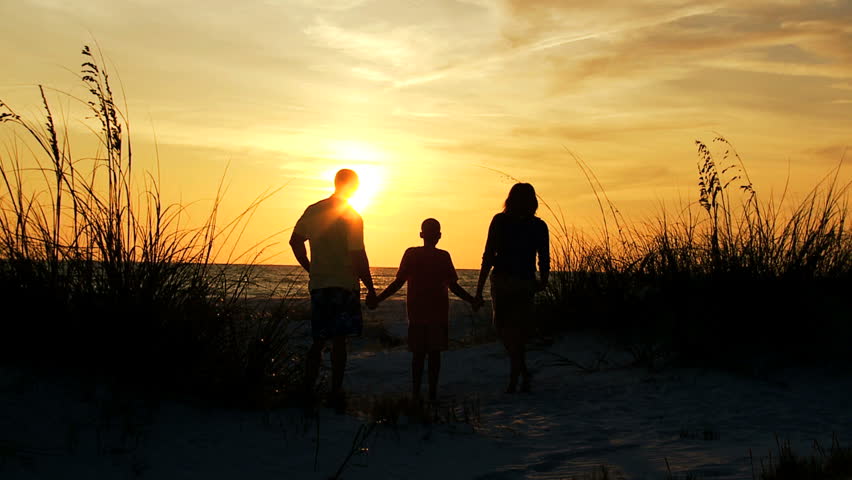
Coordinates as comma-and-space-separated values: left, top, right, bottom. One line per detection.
365, 290, 379, 310
471, 293, 485, 312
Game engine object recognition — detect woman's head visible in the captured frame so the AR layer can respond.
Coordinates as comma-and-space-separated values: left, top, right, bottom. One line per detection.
503, 183, 538, 217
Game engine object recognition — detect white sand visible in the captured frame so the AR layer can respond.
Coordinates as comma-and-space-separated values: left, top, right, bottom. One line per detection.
2, 299, 850, 479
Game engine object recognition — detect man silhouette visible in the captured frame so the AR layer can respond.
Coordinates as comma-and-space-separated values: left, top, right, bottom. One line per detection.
290, 169, 376, 406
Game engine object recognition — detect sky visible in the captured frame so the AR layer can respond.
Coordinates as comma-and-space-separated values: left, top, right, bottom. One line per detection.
1, 0, 850, 268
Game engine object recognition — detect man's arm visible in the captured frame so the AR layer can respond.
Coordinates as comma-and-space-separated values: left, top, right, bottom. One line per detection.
351, 249, 376, 297
289, 232, 310, 273
347, 212, 375, 301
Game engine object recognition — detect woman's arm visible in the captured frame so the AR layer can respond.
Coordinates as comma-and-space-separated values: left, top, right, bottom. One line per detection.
476, 215, 499, 298
537, 221, 550, 291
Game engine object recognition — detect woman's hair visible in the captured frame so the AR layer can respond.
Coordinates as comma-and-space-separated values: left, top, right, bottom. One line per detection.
503, 183, 538, 217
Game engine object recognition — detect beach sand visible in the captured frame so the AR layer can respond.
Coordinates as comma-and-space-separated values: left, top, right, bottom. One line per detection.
2, 299, 850, 479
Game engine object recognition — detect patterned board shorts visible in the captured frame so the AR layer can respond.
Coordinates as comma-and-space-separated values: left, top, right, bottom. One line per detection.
310, 287, 363, 340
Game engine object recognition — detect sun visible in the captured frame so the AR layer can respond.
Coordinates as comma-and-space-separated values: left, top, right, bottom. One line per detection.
347, 164, 383, 213
323, 140, 387, 213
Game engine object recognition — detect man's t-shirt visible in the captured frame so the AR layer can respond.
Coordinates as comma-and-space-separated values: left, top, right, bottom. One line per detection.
293, 196, 364, 291
396, 246, 458, 326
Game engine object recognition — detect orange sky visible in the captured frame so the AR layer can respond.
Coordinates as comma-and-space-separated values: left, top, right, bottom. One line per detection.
2, 0, 850, 268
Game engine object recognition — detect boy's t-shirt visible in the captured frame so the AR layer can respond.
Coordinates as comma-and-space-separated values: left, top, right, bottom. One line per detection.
396, 246, 458, 325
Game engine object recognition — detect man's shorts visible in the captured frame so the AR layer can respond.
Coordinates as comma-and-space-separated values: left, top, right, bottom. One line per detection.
310, 287, 362, 340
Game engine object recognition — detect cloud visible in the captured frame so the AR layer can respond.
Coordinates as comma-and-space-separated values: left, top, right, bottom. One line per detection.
288, 0, 369, 11
494, 0, 852, 92
511, 117, 715, 142
803, 144, 850, 161
304, 18, 415, 66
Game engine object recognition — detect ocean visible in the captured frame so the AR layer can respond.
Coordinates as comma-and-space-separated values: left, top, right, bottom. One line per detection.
228, 265, 493, 345
232, 265, 486, 300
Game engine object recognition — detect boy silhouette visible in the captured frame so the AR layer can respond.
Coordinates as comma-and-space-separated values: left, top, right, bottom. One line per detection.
370, 219, 481, 401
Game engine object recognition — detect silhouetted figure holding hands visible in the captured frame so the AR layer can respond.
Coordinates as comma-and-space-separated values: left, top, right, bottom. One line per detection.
290, 169, 377, 408
475, 183, 549, 393
369, 218, 481, 401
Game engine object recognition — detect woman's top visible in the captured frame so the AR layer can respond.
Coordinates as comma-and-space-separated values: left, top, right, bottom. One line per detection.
481, 212, 549, 279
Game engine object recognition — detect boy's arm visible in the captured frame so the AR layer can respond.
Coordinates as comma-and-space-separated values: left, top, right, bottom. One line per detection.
375, 247, 413, 305
449, 281, 475, 303
376, 278, 406, 303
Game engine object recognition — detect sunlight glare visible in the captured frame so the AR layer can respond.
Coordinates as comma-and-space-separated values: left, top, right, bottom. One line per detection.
323, 140, 387, 213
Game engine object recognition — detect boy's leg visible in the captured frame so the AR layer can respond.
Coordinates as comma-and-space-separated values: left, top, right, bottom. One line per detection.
519, 340, 528, 376
411, 352, 426, 397
330, 335, 347, 394
427, 351, 441, 401
305, 339, 326, 393
518, 340, 531, 392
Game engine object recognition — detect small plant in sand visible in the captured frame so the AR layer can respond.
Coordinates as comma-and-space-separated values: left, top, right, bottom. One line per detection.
347, 393, 482, 429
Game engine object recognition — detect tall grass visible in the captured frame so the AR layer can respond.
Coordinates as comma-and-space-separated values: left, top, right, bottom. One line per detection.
757, 435, 852, 480
0, 46, 301, 403
539, 140, 851, 368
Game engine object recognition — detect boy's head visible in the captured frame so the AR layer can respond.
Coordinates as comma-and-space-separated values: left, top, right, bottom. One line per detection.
420, 218, 441, 246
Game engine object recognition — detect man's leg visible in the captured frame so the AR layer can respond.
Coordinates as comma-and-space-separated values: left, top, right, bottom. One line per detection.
330, 335, 347, 394
305, 339, 325, 394
412, 352, 426, 397
504, 335, 520, 393
427, 351, 441, 401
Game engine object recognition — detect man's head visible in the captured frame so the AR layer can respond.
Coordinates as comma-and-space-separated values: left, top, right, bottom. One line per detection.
420, 218, 441, 246
334, 169, 359, 199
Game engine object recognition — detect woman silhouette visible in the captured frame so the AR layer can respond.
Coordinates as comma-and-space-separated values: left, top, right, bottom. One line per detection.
475, 183, 550, 393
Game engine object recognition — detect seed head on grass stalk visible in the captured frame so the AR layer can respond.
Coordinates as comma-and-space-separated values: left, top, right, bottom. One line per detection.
0, 45, 302, 404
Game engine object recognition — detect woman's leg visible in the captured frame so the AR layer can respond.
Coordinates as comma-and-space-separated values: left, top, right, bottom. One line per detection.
427, 351, 441, 401
504, 333, 521, 393
412, 352, 426, 397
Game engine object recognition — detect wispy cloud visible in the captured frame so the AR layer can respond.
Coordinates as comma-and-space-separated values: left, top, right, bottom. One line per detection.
3, 0, 851, 267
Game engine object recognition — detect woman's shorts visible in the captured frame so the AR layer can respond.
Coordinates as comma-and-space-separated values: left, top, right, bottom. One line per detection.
490, 272, 536, 337
310, 287, 362, 340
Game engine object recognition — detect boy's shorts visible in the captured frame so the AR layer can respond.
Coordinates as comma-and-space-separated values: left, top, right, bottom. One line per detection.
310, 287, 362, 340
408, 322, 448, 353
